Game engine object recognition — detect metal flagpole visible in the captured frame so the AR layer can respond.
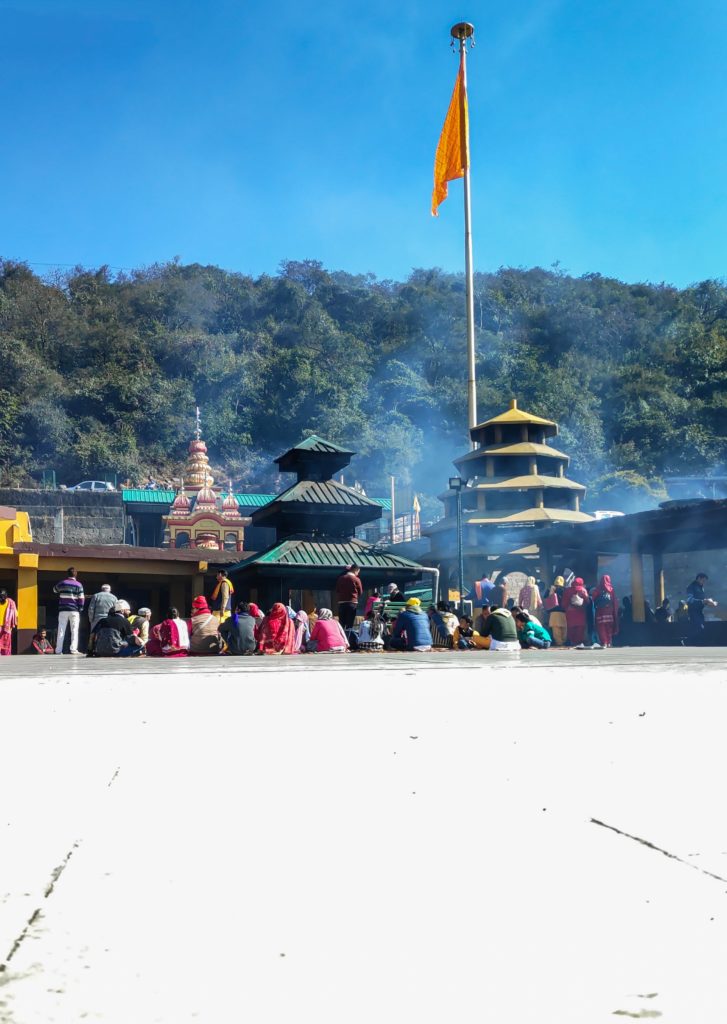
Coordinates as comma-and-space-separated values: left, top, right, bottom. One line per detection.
451, 22, 477, 447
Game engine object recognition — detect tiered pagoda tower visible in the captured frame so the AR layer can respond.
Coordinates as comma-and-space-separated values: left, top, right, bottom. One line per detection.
163, 428, 248, 552
228, 435, 428, 611
426, 400, 593, 587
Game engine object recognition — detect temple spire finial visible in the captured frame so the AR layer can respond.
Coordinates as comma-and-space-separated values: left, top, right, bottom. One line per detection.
195, 405, 202, 441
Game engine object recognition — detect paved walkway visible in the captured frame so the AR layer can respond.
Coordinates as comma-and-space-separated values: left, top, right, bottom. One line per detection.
1, 652, 725, 1022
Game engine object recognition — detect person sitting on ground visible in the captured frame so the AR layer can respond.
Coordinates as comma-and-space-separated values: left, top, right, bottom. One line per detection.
427, 605, 452, 648
476, 605, 520, 652
246, 602, 265, 638
32, 628, 55, 654
292, 610, 310, 654
387, 597, 433, 652
131, 607, 152, 649
188, 596, 223, 655
515, 611, 552, 649
427, 601, 458, 648
91, 601, 144, 658
518, 576, 543, 618
257, 602, 297, 654
385, 582, 405, 603
474, 604, 491, 634
350, 609, 385, 651
654, 598, 672, 624
147, 608, 190, 657
307, 608, 349, 653
454, 614, 489, 650
219, 601, 258, 655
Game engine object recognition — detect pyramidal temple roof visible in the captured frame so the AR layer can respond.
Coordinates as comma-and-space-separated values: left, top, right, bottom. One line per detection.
274, 434, 354, 478
473, 399, 557, 432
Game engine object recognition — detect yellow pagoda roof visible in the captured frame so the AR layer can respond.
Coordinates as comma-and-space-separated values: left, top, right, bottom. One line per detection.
473, 399, 557, 431
426, 506, 594, 533
472, 474, 585, 492
456, 441, 569, 464
468, 507, 594, 525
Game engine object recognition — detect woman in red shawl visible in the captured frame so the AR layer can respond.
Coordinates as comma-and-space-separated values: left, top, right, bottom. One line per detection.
147, 607, 190, 657
563, 577, 590, 646
591, 574, 619, 648
257, 602, 297, 654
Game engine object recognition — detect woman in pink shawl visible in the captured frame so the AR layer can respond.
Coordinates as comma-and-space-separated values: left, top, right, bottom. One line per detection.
591, 575, 619, 647
563, 577, 590, 646
292, 610, 310, 653
308, 608, 349, 652
257, 603, 297, 654
0, 590, 17, 656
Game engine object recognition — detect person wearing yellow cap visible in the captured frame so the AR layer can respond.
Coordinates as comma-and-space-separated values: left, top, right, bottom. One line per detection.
543, 575, 567, 646
386, 597, 433, 652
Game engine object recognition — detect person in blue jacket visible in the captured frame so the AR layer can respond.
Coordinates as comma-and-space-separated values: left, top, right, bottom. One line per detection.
387, 598, 433, 652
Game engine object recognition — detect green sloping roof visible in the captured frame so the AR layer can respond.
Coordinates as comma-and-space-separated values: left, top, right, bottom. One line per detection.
235, 493, 276, 507
228, 536, 425, 573
285, 435, 354, 456
122, 489, 390, 511
271, 479, 380, 509
122, 489, 176, 503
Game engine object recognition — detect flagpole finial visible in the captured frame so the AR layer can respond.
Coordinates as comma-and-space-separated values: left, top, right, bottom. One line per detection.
451, 22, 474, 44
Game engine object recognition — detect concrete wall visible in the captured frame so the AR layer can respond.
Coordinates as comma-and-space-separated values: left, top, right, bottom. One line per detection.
0, 489, 124, 545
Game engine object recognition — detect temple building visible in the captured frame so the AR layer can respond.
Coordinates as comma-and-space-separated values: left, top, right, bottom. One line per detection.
163, 431, 248, 552
229, 435, 433, 611
426, 400, 593, 590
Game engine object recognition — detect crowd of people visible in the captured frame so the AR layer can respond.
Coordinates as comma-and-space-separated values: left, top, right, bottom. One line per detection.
0, 564, 719, 658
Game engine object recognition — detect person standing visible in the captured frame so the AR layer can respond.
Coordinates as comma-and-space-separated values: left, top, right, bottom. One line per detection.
591, 575, 619, 648
544, 576, 567, 646
491, 575, 509, 609
334, 564, 363, 630
563, 576, 590, 648
518, 576, 543, 618
210, 570, 235, 623
475, 572, 495, 606
0, 589, 17, 656
88, 584, 117, 631
53, 567, 85, 655
686, 572, 717, 643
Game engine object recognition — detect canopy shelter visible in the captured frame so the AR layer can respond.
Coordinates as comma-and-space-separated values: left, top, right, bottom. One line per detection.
535, 499, 727, 623
227, 536, 430, 612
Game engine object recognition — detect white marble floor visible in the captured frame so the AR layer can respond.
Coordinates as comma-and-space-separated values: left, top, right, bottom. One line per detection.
1, 653, 726, 1023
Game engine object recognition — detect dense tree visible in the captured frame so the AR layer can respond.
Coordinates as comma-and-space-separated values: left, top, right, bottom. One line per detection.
1, 257, 725, 512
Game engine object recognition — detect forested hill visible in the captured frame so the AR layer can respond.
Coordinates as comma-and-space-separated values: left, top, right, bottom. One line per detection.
1, 257, 726, 513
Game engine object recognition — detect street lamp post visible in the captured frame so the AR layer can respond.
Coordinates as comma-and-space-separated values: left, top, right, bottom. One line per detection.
448, 476, 466, 609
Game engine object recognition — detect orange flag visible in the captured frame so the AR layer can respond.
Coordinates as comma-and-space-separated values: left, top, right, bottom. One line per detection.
431, 54, 470, 216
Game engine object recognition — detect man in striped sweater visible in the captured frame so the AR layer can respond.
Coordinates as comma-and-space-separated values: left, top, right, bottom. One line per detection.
53, 567, 85, 655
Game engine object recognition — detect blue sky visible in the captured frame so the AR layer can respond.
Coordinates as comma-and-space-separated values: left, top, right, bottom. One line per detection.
2, 0, 727, 287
